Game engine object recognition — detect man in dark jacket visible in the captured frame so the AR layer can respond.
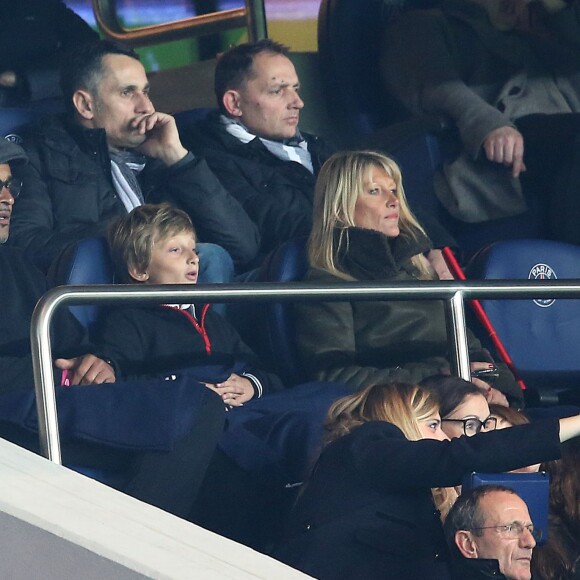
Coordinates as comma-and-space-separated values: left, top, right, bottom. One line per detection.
0, 138, 115, 392
9, 39, 259, 276
182, 39, 456, 273
182, 39, 330, 270
444, 485, 538, 580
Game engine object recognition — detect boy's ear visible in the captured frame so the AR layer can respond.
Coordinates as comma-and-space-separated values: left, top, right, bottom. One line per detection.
128, 267, 149, 283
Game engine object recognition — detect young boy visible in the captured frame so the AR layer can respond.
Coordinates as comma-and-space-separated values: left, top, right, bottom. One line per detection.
99, 203, 282, 406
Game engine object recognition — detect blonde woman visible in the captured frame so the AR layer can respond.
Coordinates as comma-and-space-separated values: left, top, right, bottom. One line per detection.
275, 382, 578, 580
296, 150, 521, 406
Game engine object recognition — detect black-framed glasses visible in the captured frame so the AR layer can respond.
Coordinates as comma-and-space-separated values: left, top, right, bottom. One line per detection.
441, 415, 497, 436
470, 521, 542, 542
0, 176, 22, 198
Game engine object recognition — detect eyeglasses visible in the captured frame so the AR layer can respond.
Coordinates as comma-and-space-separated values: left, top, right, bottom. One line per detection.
441, 415, 497, 436
0, 176, 22, 198
471, 521, 542, 542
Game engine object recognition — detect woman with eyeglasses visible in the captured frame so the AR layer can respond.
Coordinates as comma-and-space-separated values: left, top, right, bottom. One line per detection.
275, 382, 580, 580
421, 375, 499, 440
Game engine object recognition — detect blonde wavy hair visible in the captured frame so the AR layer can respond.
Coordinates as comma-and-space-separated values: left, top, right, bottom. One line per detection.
308, 150, 434, 280
324, 382, 437, 445
324, 382, 458, 521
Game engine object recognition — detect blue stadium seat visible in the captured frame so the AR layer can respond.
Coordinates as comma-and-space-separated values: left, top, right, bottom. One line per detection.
259, 238, 309, 386
0, 97, 64, 143
48, 236, 115, 332
468, 239, 580, 404
45, 236, 128, 486
462, 471, 549, 545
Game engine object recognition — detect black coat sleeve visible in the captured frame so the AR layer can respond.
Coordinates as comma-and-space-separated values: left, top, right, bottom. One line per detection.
349, 419, 561, 490
0, 251, 94, 393
147, 154, 261, 270
10, 137, 109, 272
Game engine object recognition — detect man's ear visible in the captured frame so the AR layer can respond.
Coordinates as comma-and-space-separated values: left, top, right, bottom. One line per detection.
72, 89, 95, 120
128, 267, 149, 283
455, 531, 479, 559
222, 90, 243, 118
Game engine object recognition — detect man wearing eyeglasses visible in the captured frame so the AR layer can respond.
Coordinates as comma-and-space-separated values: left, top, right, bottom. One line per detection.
0, 143, 22, 243
444, 485, 538, 580
0, 137, 115, 390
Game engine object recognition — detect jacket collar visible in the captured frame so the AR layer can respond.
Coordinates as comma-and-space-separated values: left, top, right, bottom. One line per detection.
449, 556, 507, 579
39, 114, 109, 159
207, 109, 324, 165
334, 226, 432, 280
65, 115, 109, 157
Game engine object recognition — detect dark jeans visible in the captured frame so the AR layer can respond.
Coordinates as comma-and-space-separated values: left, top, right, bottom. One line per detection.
122, 388, 225, 518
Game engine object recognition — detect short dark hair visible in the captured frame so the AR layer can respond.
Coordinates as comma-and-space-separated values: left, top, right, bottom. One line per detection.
420, 375, 484, 419
214, 39, 290, 114
60, 39, 140, 113
444, 484, 519, 560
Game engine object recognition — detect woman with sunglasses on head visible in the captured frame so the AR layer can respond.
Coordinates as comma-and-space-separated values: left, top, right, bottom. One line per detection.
275, 382, 580, 580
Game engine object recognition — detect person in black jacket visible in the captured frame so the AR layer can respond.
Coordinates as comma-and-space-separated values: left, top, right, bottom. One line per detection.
0, 0, 98, 106
0, 138, 114, 392
181, 39, 456, 274
274, 382, 580, 580
9, 39, 259, 277
99, 203, 283, 402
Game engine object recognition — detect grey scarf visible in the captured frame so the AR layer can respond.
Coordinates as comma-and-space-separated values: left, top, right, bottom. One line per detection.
109, 148, 147, 212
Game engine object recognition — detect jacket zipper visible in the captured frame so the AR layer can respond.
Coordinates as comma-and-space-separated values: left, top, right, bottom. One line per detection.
162, 304, 212, 355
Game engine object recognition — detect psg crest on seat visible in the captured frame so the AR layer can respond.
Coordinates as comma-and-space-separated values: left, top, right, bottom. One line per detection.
528, 263, 557, 308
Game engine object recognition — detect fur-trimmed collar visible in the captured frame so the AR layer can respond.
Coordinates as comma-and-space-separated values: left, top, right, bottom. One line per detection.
334, 226, 432, 280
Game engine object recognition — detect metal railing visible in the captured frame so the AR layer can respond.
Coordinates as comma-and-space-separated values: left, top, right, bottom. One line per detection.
31, 279, 580, 463
92, 0, 268, 47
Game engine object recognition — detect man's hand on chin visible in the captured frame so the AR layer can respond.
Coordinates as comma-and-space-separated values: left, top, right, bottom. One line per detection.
134, 112, 188, 166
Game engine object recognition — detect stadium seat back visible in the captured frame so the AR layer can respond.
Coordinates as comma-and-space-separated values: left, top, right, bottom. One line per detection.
468, 239, 580, 398
259, 238, 309, 386
48, 237, 115, 333
0, 98, 64, 143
